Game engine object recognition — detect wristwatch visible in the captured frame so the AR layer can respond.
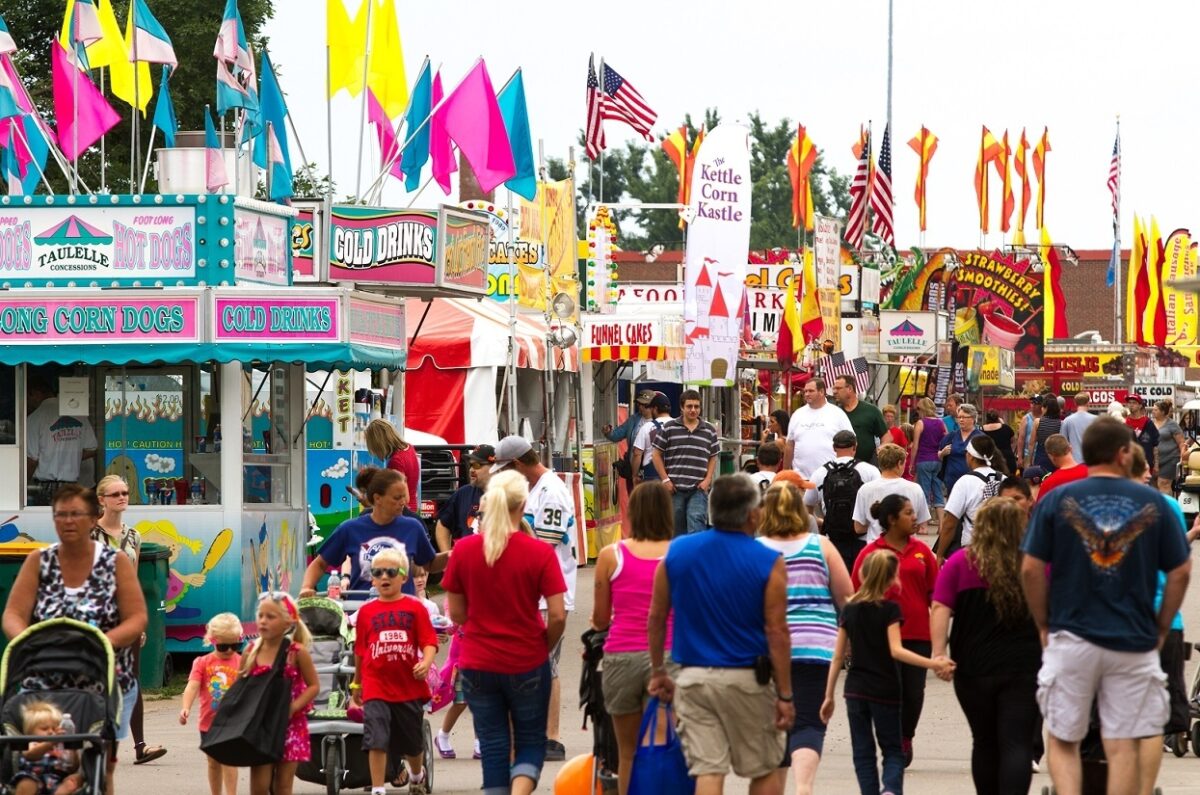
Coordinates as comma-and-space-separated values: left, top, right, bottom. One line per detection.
777, 693, 793, 702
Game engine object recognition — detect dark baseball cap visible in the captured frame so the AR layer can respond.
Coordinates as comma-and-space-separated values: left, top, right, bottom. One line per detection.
467, 444, 496, 464
650, 392, 671, 412
1029, 394, 1044, 405
832, 430, 858, 449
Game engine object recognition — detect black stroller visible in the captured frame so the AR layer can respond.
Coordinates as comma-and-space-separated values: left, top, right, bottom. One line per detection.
0, 618, 120, 794
579, 628, 618, 795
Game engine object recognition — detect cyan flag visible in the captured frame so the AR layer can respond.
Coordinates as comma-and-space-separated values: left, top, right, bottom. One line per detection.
150, 65, 176, 147
400, 60, 431, 192
254, 52, 292, 201
497, 69, 535, 201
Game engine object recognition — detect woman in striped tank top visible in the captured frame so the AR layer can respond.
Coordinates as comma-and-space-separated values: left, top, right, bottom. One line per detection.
758, 480, 853, 795
591, 482, 674, 795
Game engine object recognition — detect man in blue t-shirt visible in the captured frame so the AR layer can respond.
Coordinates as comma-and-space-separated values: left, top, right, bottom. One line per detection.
1021, 416, 1191, 794
647, 474, 793, 790
433, 444, 494, 551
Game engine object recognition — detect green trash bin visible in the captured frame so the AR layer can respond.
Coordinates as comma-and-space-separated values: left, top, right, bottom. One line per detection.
0, 543, 49, 661
719, 449, 736, 476
137, 542, 170, 691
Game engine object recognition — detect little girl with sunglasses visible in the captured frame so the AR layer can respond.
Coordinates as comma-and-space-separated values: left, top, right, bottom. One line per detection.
180, 613, 244, 795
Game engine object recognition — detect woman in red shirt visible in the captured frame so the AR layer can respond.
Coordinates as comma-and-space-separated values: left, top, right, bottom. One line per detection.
851, 493, 938, 768
442, 471, 568, 795
365, 419, 420, 512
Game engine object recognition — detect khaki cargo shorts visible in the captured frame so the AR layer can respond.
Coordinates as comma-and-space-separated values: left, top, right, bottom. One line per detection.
673, 666, 785, 780
602, 652, 679, 716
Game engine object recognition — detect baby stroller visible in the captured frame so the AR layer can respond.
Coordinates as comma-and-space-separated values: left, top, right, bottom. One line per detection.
579, 628, 619, 795
0, 618, 120, 795
295, 594, 435, 795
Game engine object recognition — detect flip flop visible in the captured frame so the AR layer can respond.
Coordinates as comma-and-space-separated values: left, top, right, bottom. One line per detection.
133, 745, 167, 765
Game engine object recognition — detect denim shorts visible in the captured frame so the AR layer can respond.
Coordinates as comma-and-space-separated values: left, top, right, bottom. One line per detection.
116, 682, 138, 741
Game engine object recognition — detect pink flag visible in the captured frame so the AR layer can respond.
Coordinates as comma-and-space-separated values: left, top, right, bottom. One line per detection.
204, 108, 228, 193
51, 41, 120, 161
367, 88, 404, 181
431, 59, 515, 194
429, 70, 456, 194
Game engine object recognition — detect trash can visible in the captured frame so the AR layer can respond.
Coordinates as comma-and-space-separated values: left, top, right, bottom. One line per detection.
0, 543, 49, 661
719, 449, 736, 476
137, 542, 171, 690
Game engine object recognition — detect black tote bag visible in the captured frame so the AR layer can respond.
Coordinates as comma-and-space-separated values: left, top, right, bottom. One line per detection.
201, 638, 293, 767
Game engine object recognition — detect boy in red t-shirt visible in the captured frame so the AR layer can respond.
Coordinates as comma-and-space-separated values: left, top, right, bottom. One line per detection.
351, 549, 438, 795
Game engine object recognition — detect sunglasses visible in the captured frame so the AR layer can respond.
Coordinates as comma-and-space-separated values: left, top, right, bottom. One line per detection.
103, 491, 130, 498
214, 642, 243, 652
370, 567, 405, 579
469, 461, 486, 469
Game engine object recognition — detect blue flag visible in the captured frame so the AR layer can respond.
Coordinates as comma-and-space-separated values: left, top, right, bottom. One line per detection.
151, 65, 176, 147
1107, 238, 1118, 288
497, 70, 535, 201
254, 52, 292, 202
400, 59, 431, 192
2, 115, 48, 195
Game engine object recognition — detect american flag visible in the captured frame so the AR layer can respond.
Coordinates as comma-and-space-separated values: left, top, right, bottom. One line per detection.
821, 352, 871, 395
600, 62, 657, 141
585, 55, 605, 160
1107, 129, 1120, 230
845, 130, 872, 249
870, 123, 895, 246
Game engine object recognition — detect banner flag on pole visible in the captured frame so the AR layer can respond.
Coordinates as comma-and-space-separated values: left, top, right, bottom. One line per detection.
1041, 226, 1069, 341
0, 14, 15, 56
128, 0, 176, 69
255, 52, 293, 202
150, 64, 176, 146
1013, 129, 1031, 245
213, 0, 258, 117
974, 126, 1001, 234
204, 105, 228, 192
399, 59, 431, 191
907, 125, 938, 232
51, 40, 121, 160
1033, 127, 1050, 230
86, 0, 152, 114
497, 69, 536, 201
327, 0, 365, 97
429, 70, 456, 194
430, 59, 514, 194
786, 124, 817, 231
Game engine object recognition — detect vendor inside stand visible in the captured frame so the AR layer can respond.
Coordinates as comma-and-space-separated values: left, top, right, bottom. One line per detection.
26, 371, 97, 505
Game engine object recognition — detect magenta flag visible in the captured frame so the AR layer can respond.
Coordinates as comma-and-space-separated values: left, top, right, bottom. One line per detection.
432, 59, 515, 194
429, 70, 456, 194
51, 41, 120, 161
367, 88, 403, 181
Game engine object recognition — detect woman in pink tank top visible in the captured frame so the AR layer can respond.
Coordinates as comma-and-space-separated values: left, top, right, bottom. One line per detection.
591, 482, 674, 795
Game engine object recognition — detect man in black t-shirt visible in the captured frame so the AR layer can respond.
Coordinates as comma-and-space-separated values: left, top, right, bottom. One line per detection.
433, 444, 495, 551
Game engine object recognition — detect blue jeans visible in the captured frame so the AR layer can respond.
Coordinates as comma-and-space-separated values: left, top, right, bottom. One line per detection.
671, 488, 708, 536
461, 662, 552, 795
846, 697, 904, 795
915, 461, 944, 508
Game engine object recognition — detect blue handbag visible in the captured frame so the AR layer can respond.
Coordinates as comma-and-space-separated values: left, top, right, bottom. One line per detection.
628, 697, 694, 795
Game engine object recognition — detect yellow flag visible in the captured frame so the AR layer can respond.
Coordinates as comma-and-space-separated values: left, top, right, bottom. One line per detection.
1143, 216, 1163, 345
87, 0, 153, 113
368, 0, 408, 118
328, 0, 366, 98
1126, 215, 1144, 344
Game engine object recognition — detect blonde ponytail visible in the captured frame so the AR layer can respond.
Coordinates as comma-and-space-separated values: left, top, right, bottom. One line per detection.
481, 471, 529, 566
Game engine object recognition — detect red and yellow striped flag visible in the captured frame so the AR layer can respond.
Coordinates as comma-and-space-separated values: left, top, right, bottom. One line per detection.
907, 126, 938, 232
787, 124, 818, 231
1127, 215, 1146, 344
776, 250, 823, 367
1033, 127, 1051, 230
974, 126, 1002, 234
1144, 216, 1168, 346
994, 129, 1014, 233
661, 125, 704, 228
1040, 226, 1069, 342
1013, 129, 1032, 245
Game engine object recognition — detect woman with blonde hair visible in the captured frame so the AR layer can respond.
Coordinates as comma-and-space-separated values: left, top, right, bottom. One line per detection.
758, 481, 852, 795
364, 419, 420, 512
93, 475, 167, 765
442, 472, 568, 795
931, 497, 1040, 795
910, 397, 947, 521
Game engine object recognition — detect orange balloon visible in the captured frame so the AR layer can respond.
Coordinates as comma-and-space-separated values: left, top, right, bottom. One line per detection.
554, 753, 601, 795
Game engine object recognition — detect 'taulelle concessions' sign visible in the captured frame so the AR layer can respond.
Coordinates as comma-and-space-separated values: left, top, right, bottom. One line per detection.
213, 296, 341, 343
878, 310, 937, 355
0, 293, 201, 343
327, 205, 490, 295
0, 205, 196, 281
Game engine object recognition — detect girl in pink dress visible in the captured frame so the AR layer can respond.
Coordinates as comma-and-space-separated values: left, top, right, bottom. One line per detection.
241, 592, 319, 795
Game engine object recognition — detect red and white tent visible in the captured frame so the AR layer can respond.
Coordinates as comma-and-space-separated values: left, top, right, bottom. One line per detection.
405, 298, 578, 444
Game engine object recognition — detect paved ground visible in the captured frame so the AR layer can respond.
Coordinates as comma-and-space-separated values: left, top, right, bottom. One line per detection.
129, 555, 1200, 794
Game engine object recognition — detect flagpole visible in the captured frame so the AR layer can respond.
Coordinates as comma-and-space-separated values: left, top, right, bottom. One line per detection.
219, 111, 227, 194
353, 0, 374, 202
138, 125, 157, 193
505, 187, 518, 433
598, 59, 605, 204
72, 44, 79, 195
131, 14, 141, 193
325, 43, 334, 198
886, 0, 893, 142
1114, 115, 1123, 345
265, 121, 274, 200
99, 68, 106, 192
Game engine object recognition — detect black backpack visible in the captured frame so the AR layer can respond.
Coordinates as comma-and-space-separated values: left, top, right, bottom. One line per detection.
939, 470, 1004, 557
821, 460, 864, 542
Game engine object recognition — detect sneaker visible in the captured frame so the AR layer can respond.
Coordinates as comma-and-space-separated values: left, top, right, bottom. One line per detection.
473, 739, 481, 759
545, 740, 566, 761
901, 737, 913, 769
434, 732, 456, 759
1031, 759, 1040, 773
409, 771, 429, 795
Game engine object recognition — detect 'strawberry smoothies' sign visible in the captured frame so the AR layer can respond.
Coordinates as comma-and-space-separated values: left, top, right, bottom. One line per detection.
213, 296, 341, 343
0, 294, 201, 343
0, 205, 195, 282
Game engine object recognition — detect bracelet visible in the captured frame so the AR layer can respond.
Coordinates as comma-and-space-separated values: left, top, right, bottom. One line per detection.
349, 683, 361, 691
777, 693, 793, 702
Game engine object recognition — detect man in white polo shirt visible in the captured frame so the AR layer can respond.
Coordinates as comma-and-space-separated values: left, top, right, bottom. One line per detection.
784, 377, 853, 478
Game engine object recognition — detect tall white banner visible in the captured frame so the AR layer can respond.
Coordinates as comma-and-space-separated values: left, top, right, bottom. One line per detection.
683, 124, 752, 386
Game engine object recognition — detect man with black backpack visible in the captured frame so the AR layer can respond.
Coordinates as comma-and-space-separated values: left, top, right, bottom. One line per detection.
936, 435, 1006, 565
804, 430, 880, 573
631, 392, 672, 483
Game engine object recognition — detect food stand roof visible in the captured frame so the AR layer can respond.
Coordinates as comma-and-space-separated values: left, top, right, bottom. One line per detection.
0, 287, 406, 370
407, 298, 578, 372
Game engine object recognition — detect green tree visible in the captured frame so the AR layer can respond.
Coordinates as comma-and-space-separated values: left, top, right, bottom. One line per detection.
5, 0, 274, 194
548, 110, 850, 252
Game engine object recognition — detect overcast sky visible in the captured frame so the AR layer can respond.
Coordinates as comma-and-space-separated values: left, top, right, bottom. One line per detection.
265, 0, 1195, 251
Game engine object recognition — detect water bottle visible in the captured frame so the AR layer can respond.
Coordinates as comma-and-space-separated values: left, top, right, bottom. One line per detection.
58, 713, 75, 768
327, 570, 341, 600
213, 424, 222, 452
190, 477, 203, 505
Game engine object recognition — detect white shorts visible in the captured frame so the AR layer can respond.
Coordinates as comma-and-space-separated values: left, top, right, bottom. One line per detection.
1037, 631, 1168, 742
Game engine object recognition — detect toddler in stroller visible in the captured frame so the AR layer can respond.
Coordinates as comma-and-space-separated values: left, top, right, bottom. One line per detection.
11, 701, 81, 795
